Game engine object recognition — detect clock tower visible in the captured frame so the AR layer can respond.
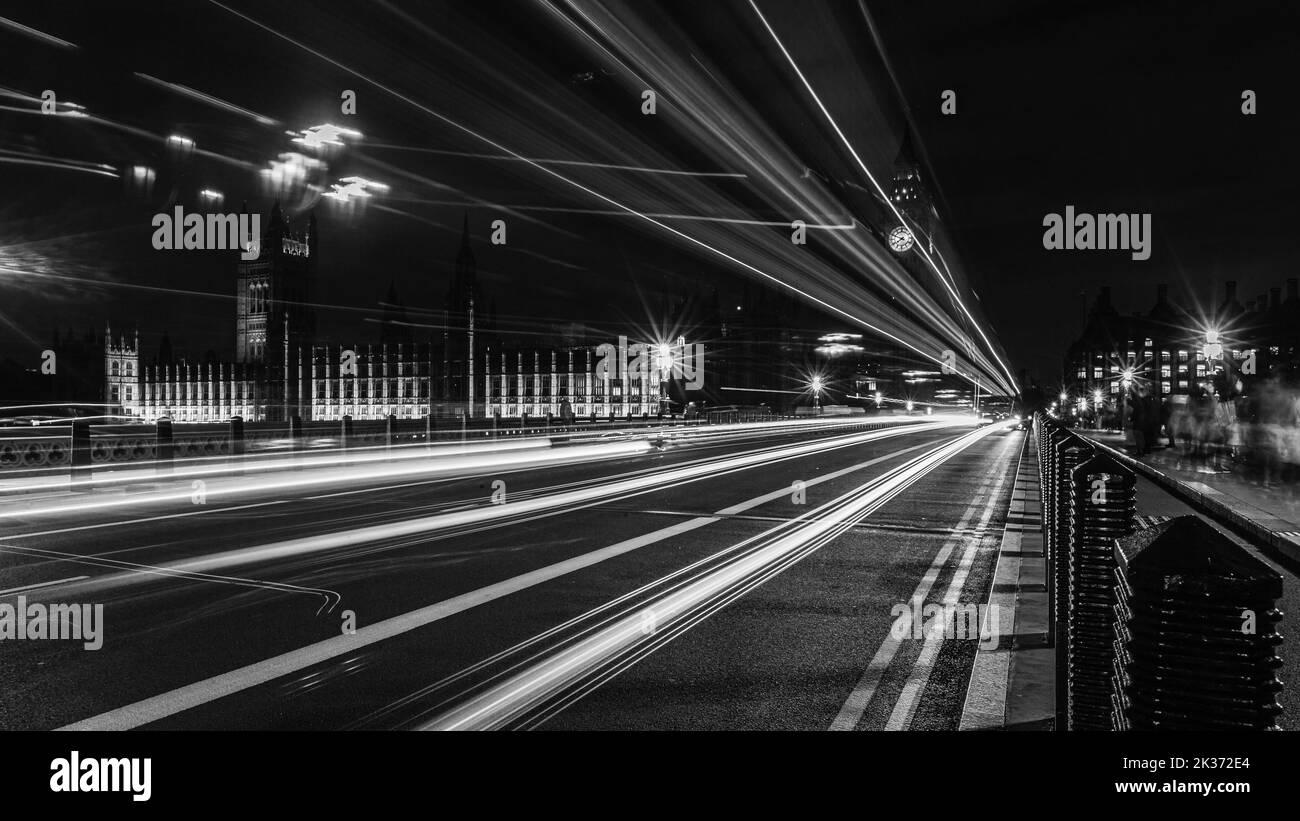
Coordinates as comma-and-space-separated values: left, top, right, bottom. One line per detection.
234, 203, 318, 420
889, 131, 935, 252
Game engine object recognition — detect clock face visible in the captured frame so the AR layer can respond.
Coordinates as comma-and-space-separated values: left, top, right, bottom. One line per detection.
888, 225, 914, 253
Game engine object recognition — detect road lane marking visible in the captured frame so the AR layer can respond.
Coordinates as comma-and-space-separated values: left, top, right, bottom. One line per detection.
829, 434, 1017, 731
883, 436, 1018, 729
59, 431, 958, 730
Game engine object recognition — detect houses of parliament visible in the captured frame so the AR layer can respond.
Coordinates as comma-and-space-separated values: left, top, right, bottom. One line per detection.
101, 206, 662, 424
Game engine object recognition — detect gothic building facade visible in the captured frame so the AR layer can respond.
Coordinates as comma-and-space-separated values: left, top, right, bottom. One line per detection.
108, 206, 664, 423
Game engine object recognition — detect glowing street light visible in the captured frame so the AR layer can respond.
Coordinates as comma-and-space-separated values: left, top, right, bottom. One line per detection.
1203, 328, 1224, 361
323, 176, 389, 203
810, 376, 824, 414
291, 123, 362, 150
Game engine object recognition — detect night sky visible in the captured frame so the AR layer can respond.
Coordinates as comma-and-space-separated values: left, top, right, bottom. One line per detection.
870, 0, 1300, 384
2, 1, 1297, 391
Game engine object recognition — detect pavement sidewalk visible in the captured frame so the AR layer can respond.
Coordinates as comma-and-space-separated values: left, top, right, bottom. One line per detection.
959, 432, 1054, 730
1085, 430, 1300, 563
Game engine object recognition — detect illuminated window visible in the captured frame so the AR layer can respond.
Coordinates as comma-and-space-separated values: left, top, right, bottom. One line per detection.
1161, 366, 1172, 378
1093, 368, 1103, 379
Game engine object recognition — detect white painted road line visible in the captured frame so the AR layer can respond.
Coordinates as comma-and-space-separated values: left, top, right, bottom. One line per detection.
829, 433, 1017, 731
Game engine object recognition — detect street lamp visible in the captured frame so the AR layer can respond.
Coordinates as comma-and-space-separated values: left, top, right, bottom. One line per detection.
1120, 368, 1134, 438
1093, 388, 1103, 430
811, 376, 823, 414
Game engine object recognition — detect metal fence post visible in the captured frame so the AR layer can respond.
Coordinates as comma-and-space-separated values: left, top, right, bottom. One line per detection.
1112, 516, 1284, 730
155, 417, 174, 476
229, 415, 245, 476
1066, 451, 1136, 730
1051, 430, 1094, 728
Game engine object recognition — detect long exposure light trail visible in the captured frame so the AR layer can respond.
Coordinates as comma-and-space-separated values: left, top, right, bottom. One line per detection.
532, 1, 1013, 394
0, 156, 119, 179
206, 0, 998, 394
0, 437, 551, 497
0, 15, 77, 48
419, 421, 1009, 729
133, 72, 279, 126
58, 421, 974, 731
386, 198, 856, 230
33, 421, 959, 607
746, 0, 1019, 395
0, 439, 644, 523
349, 434, 951, 729
367, 144, 746, 178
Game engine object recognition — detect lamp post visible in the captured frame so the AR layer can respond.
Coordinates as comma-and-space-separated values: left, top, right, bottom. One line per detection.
1093, 388, 1103, 430
1120, 368, 1134, 438
811, 376, 823, 415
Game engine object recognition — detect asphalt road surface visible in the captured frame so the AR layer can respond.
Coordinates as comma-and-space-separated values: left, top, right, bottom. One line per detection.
0, 416, 1025, 730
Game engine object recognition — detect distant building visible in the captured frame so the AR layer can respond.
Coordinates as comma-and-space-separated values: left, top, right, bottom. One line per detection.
104, 327, 140, 416
1062, 280, 1300, 403
107, 207, 671, 423
483, 344, 661, 420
